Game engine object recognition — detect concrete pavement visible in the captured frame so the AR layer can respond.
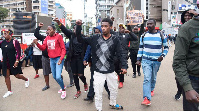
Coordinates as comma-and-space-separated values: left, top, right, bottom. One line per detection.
0, 45, 183, 111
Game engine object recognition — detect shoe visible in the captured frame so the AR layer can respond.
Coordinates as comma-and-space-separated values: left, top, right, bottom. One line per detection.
3, 91, 13, 98
118, 82, 123, 89
67, 83, 74, 88
25, 78, 29, 88
138, 72, 141, 76
34, 74, 39, 79
61, 91, 66, 99
109, 104, 123, 110
25, 65, 30, 67
132, 74, 136, 78
84, 97, 93, 101
175, 93, 181, 100
74, 91, 81, 99
42, 86, 50, 91
151, 90, 154, 97
141, 97, 151, 106
58, 86, 66, 93
84, 84, 88, 92
29, 63, 33, 66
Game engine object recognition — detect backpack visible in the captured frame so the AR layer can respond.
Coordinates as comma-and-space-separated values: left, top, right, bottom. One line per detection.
141, 31, 164, 52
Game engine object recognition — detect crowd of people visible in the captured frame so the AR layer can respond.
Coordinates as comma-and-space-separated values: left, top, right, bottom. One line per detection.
0, 1, 199, 111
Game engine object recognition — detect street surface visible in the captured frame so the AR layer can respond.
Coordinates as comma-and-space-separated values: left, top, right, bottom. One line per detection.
0, 44, 183, 111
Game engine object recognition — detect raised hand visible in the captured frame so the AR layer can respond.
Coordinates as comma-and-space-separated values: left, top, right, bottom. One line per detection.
76, 19, 83, 26
39, 22, 44, 27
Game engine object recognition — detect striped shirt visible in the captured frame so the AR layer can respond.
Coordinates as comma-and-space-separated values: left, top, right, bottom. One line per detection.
137, 31, 169, 61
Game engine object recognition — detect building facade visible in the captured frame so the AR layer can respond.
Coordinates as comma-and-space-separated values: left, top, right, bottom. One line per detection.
95, 0, 117, 25
0, 0, 55, 31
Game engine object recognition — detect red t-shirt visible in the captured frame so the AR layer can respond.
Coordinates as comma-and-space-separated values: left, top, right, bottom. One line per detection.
37, 33, 66, 61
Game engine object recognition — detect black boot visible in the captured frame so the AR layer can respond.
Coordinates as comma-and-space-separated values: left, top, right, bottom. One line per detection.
138, 72, 141, 76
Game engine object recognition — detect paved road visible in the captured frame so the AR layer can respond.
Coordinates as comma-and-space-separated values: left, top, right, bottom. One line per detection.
0, 44, 183, 111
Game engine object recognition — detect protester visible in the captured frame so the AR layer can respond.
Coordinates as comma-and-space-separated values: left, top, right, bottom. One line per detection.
174, 9, 194, 101
76, 18, 128, 111
115, 23, 137, 88
32, 42, 42, 79
130, 15, 145, 78
1, 29, 29, 98
33, 24, 66, 99
53, 18, 88, 99
83, 26, 110, 102
173, 3, 199, 111
136, 18, 169, 105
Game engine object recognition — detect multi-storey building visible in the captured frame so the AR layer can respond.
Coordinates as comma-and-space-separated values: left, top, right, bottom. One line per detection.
95, 0, 117, 25
55, 3, 66, 20
0, 0, 55, 31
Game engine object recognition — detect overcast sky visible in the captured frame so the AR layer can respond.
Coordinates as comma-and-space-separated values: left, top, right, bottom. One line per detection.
55, 0, 96, 22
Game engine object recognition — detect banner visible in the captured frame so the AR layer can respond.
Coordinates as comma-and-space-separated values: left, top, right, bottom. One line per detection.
22, 33, 42, 45
126, 9, 143, 25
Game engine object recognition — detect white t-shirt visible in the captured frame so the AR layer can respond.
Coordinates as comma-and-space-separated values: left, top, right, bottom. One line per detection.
33, 44, 42, 55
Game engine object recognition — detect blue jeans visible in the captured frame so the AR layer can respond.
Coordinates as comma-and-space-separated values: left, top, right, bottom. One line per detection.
50, 57, 65, 89
142, 59, 161, 101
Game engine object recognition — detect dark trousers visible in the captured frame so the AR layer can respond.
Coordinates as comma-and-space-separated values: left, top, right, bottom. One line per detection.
129, 49, 140, 74
87, 64, 110, 98
182, 78, 199, 111
175, 78, 183, 94
64, 59, 74, 84
114, 59, 124, 82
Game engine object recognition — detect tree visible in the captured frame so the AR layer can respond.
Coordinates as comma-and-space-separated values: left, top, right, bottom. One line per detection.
55, 23, 61, 33
0, 7, 9, 23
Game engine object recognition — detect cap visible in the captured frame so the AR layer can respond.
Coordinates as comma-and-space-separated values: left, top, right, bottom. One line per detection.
119, 23, 126, 29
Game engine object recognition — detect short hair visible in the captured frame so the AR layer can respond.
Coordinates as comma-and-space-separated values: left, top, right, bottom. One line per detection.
148, 18, 156, 25
101, 18, 113, 26
49, 25, 56, 30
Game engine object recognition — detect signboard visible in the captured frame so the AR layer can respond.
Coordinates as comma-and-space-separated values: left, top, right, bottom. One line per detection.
168, 1, 171, 20
178, 4, 197, 11
22, 33, 42, 45
60, 18, 66, 27
171, 15, 176, 27
126, 9, 143, 25
41, 0, 48, 14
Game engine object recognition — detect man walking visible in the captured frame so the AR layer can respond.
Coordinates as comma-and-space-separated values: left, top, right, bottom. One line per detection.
76, 18, 127, 111
136, 18, 169, 105
172, 9, 199, 111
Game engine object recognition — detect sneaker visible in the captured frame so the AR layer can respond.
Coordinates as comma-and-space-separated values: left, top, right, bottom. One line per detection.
132, 73, 136, 78
74, 91, 81, 99
25, 78, 29, 88
25, 65, 30, 67
109, 104, 123, 110
34, 74, 39, 79
118, 82, 123, 89
61, 91, 66, 99
141, 97, 151, 106
175, 93, 181, 100
151, 90, 154, 97
3, 91, 13, 98
58, 86, 66, 93
42, 86, 50, 91
84, 84, 88, 92
67, 83, 74, 88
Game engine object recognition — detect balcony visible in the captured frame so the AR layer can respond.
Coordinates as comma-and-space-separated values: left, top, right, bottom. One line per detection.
32, 3, 40, 6
32, 9, 40, 11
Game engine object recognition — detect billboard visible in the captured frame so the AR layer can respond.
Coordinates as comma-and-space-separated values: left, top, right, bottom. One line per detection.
41, 0, 48, 14
126, 9, 143, 25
